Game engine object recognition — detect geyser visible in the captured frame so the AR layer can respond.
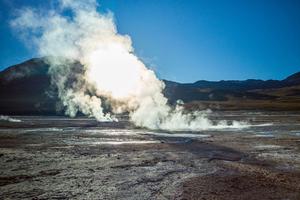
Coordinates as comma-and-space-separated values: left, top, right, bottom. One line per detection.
11, 0, 248, 130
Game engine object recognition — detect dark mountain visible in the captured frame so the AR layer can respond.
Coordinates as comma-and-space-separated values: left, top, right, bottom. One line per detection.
1, 57, 300, 114
0, 58, 57, 115
163, 72, 300, 104
163, 75, 300, 111
284, 72, 300, 84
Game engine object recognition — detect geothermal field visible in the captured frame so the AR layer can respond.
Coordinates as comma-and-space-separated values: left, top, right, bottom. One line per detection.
1, 0, 300, 199
0, 111, 300, 199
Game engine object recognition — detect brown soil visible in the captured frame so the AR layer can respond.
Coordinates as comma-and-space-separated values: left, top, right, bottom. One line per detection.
178, 168, 300, 200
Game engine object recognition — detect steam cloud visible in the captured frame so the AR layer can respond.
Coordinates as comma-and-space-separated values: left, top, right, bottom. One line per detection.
11, 0, 248, 130
0, 115, 21, 123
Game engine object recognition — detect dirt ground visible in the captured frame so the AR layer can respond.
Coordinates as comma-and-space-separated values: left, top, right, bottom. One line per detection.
0, 112, 300, 199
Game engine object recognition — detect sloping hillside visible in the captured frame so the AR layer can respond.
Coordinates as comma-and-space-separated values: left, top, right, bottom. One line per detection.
0, 58, 57, 114
0, 58, 300, 114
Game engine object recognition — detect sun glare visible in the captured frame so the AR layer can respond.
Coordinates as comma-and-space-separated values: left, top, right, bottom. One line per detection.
86, 43, 143, 99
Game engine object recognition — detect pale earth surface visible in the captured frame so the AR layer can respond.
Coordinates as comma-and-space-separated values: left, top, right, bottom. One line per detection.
0, 111, 300, 199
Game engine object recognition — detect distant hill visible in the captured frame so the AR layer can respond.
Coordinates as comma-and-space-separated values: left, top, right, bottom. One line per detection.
164, 72, 300, 103
284, 72, 300, 84
163, 72, 300, 111
1, 57, 300, 114
0, 58, 57, 115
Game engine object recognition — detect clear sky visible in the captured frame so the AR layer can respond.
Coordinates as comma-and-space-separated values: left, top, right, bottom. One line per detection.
0, 0, 299, 82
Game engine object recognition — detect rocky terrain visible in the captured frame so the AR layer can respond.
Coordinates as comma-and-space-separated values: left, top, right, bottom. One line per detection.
0, 112, 300, 199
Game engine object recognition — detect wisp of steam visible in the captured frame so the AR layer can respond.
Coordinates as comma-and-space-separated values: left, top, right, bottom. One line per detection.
0, 115, 21, 123
11, 0, 249, 131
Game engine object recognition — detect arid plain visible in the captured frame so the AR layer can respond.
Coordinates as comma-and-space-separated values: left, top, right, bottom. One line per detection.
1, 111, 300, 199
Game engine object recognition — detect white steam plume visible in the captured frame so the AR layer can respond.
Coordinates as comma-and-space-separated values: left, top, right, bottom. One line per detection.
0, 115, 22, 123
11, 0, 248, 130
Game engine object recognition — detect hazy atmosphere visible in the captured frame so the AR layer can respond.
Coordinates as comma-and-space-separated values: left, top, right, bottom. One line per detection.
0, 0, 300, 199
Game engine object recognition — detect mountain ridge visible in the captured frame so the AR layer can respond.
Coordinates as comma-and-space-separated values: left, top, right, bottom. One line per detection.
1, 57, 300, 114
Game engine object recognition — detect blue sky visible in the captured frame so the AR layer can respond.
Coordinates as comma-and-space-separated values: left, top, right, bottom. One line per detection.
0, 0, 299, 82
